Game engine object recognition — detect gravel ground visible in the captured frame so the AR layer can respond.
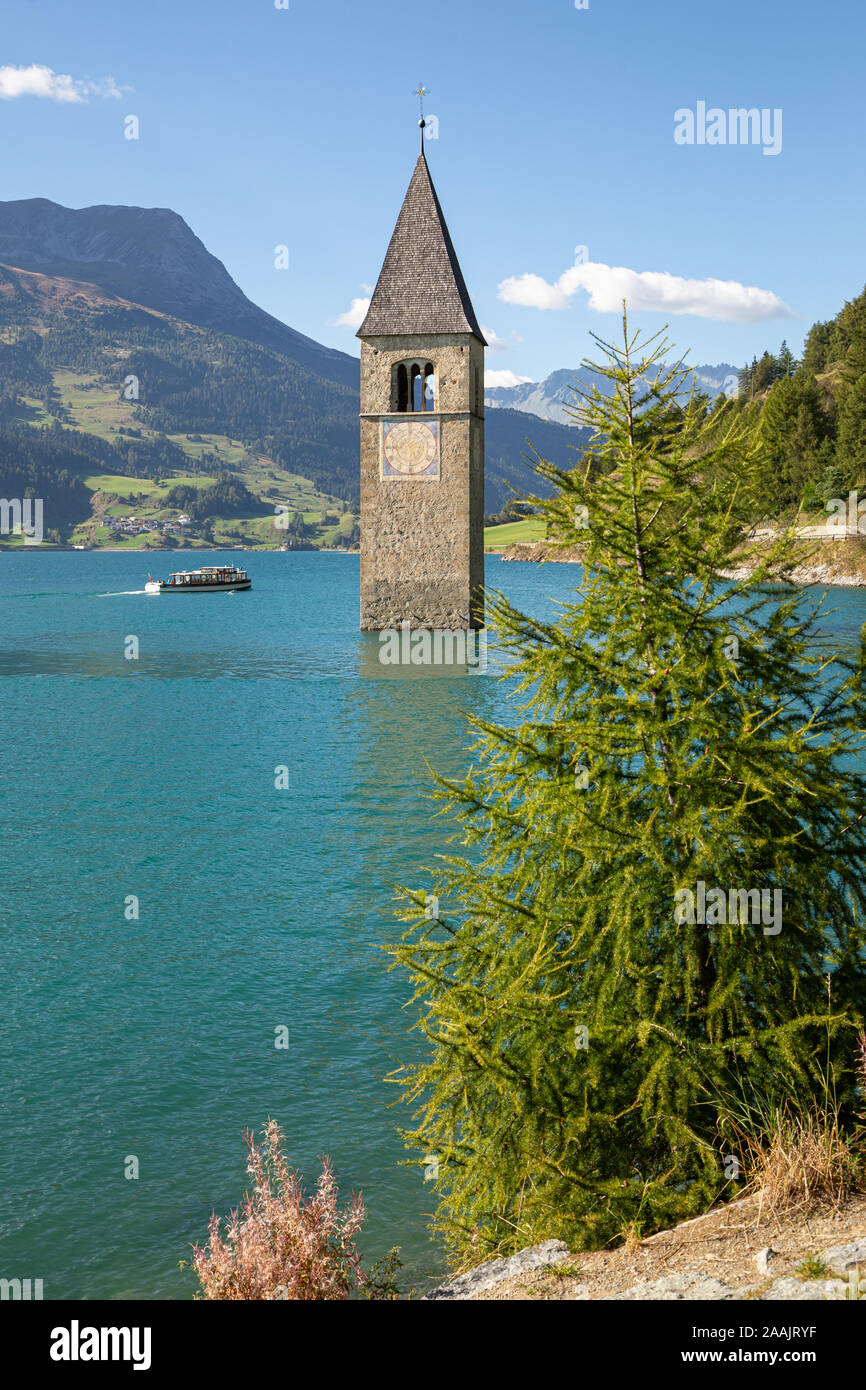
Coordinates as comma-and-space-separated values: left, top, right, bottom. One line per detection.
455, 1193, 866, 1300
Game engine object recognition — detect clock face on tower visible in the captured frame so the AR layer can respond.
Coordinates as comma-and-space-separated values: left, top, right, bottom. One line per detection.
382, 419, 440, 480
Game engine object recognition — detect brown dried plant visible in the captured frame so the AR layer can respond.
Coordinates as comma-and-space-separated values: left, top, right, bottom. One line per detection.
190, 1119, 367, 1300
745, 1100, 859, 1220
717, 1031, 866, 1224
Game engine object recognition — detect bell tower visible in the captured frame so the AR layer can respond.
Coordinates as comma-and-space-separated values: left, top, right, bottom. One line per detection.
357, 122, 485, 631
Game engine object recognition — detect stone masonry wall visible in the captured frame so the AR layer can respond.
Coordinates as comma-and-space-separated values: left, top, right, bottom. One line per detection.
359, 333, 484, 630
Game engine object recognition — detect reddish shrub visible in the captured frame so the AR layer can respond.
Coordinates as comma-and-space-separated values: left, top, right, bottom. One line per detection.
191, 1119, 366, 1300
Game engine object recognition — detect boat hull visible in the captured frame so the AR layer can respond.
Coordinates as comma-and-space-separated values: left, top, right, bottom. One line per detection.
146, 580, 251, 594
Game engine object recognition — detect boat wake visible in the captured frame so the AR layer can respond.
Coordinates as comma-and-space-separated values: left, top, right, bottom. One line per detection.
99, 589, 149, 596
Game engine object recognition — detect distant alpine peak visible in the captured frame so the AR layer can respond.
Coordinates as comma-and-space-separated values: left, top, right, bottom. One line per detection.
485, 361, 739, 425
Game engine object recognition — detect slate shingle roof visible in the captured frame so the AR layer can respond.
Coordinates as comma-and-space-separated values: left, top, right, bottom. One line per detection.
357, 153, 486, 343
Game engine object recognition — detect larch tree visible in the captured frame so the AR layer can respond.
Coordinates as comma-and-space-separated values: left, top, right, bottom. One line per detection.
388, 314, 866, 1266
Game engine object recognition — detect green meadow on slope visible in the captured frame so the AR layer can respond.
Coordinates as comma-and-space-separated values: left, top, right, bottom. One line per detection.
0, 263, 360, 549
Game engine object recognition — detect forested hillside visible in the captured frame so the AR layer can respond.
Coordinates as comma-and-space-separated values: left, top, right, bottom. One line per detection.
733, 287, 866, 512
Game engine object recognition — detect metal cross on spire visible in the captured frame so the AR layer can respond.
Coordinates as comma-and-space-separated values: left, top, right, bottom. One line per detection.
414, 84, 429, 150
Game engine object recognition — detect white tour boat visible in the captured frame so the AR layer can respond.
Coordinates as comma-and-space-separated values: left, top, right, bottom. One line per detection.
145, 565, 251, 594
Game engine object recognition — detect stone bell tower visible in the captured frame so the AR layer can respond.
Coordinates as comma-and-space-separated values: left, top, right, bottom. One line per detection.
357, 126, 485, 630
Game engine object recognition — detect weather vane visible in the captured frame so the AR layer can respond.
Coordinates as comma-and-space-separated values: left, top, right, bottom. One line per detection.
414, 84, 429, 147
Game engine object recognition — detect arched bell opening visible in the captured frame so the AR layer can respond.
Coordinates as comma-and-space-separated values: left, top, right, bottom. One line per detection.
393, 359, 437, 413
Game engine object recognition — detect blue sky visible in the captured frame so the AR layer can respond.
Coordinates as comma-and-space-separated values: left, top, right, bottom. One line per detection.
2, 0, 863, 383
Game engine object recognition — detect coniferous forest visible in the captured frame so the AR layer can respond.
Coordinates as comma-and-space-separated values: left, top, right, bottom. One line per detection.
731, 285, 866, 512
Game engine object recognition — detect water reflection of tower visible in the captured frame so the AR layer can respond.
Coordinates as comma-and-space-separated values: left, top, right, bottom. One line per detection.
342, 632, 493, 916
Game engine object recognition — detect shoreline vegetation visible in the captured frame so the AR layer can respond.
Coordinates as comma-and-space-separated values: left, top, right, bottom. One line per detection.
189, 1124, 866, 1300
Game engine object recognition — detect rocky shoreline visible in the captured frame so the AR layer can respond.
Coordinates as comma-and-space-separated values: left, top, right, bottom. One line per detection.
488, 540, 866, 589
425, 1193, 866, 1300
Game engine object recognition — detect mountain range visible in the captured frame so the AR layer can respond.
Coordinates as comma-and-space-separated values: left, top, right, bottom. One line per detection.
485, 363, 739, 426
0, 198, 591, 543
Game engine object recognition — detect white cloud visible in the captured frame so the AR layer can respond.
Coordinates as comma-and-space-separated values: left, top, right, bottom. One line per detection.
481, 324, 524, 353
334, 296, 370, 330
498, 259, 793, 323
499, 274, 571, 312
485, 369, 535, 389
480, 324, 509, 352
0, 65, 124, 103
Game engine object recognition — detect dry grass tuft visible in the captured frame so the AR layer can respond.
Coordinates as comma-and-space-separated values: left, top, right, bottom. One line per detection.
726, 1099, 863, 1223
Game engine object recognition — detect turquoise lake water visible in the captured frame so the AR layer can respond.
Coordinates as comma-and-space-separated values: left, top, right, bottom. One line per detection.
1, 550, 865, 1299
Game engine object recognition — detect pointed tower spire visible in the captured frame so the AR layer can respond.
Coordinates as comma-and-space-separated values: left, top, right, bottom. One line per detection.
357, 148, 486, 343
